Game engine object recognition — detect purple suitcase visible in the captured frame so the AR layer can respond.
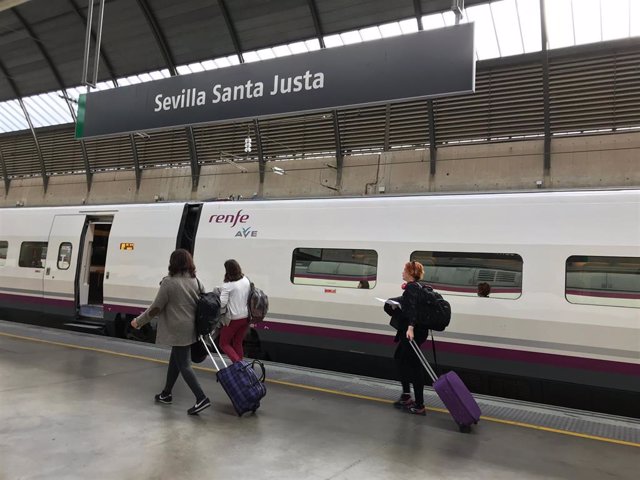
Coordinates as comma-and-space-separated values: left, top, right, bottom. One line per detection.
200, 334, 267, 416
409, 340, 481, 432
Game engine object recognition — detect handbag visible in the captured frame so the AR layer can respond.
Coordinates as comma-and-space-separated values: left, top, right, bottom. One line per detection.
190, 339, 208, 363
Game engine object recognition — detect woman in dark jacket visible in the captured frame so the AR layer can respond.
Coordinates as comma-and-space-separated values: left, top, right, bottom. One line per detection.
389, 260, 429, 416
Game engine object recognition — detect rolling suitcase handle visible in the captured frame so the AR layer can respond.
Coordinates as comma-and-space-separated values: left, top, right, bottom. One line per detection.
199, 333, 228, 370
409, 339, 438, 383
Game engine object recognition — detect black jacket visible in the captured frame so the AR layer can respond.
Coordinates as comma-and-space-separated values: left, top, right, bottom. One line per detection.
386, 282, 428, 343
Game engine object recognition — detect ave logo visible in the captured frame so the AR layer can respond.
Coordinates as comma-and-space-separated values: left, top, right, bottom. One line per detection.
235, 227, 258, 238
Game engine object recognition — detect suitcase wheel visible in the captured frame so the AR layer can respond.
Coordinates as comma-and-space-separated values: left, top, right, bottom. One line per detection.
458, 424, 472, 434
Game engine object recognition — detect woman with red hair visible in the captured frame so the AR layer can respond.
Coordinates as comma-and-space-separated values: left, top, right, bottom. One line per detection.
389, 260, 430, 416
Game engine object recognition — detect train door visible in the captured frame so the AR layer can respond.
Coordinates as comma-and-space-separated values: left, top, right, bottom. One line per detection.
43, 215, 86, 317
176, 203, 202, 254
77, 217, 113, 320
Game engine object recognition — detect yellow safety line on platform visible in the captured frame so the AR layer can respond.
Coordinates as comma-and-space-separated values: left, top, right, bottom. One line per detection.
2, 330, 638, 449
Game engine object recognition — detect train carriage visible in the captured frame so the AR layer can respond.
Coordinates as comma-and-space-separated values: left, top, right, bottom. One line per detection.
0, 189, 638, 416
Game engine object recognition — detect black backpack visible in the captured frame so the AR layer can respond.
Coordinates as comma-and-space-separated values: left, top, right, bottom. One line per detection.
416, 284, 451, 332
195, 280, 222, 336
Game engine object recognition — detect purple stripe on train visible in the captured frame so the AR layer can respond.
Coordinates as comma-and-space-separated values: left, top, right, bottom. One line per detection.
254, 321, 640, 377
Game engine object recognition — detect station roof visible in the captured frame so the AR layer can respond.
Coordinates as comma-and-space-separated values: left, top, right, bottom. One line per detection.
1, 0, 639, 134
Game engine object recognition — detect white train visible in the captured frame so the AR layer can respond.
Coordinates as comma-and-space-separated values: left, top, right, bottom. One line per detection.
0, 190, 638, 416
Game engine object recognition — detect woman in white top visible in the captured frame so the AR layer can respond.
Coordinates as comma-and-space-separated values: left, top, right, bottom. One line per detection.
219, 259, 251, 363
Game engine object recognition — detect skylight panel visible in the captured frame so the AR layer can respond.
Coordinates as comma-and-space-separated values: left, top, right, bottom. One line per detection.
24, 97, 60, 127
324, 34, 344, 48
517, 0, 542, 52
340, 30, 362, 45
399, 18, 419, 34
573, 0, 602, 45
467, 4, 500, 59
379, 21, 402, 38
544, 0, 574, 48
188, 62, 205, 73
288, 41, 309, 54
272, 45, 292, 57
256, 48, 276, 60
632, 0, 640, 36
1, 100, 29, 131
420, 13, 445, 31
442, 11, 458, 26
305, 39, 321, 51
242, 51, 261, 63
359, 26, 382, 41
149, 70, 166, 80
492, 0, 524, 56
601, 0, 630, 41
176, 65, 192, 75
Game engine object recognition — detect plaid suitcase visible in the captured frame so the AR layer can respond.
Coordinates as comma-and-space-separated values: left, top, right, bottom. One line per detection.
409, 340, 481, 433
200, 334, 267, 416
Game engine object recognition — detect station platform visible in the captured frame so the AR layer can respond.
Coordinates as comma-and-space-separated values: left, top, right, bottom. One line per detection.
0, 319, 638, 480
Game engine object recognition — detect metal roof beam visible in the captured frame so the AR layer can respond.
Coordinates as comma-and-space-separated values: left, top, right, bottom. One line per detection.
14, 7, 93, 189
307, 0, 326, 48
413, 0, 423, 30
0, 59, 47, 191
218, 0, 244, 63
135, 0, 177, 75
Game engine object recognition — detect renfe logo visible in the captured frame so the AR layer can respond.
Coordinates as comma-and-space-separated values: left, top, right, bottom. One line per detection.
209, 210, 250, 228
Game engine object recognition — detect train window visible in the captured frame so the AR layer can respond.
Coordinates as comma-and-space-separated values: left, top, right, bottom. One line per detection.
410, 251, 523, 299
57, 243, 72, 270
291, 248, 378, 289
0, 241, 7, 266
566, 256, 639, 309
19, 242, 48, 269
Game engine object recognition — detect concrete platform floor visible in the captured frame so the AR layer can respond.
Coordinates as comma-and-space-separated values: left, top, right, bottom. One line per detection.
0, 331, 637, 480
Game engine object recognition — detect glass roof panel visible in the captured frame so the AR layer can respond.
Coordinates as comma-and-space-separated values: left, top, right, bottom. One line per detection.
573, 0, 602, 45
257, 48, 276, 60
304, 39, 321, 51
631, 0, 640, 36
324, 34, 344, 48
242, 51, 261, 63
467, 4, 500, 59
399, 18, 419, 34
492, 0, 524, 56
1, 100, 29, 131
288, 41, 309, 54
176, 65, 192, 75
544, 0, 575, 48
379, 22, 403, 38
340, 30, 363, 45
420, 13, 446, 31
24, 97, 60, 127
272, 45, 292, 57
360, 26, 382, 41
517, 0, 542, 52
602, 0, 630, 41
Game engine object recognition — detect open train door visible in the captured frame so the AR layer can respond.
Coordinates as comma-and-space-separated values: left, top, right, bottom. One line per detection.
43, 215, 86, 322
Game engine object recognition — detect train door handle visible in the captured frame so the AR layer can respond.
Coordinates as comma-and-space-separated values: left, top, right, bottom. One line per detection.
45, 267, 51, 275
106, 271, 110, 280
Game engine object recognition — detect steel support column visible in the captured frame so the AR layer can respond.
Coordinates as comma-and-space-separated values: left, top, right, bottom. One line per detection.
0, 59, 47, 191
0, 148, 10, 193
129, 134, 142, 190
185, 127, 200, 190
254, 119, 265, 187
540, 0, 551, 174
427, 100, 437, 175
15, 8, 93, 189
218, 0, 244, 63
413, 0, 423, 30
332, 110, 343, 188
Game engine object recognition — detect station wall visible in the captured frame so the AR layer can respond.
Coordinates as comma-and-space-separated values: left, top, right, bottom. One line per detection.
1, 132, 638, 207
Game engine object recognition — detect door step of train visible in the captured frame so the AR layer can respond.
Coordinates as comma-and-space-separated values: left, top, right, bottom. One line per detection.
63, 320, 105, 334
79, 304, 104, 319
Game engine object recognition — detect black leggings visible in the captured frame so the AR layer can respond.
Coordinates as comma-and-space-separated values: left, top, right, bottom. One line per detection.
164, 345, 206, 401
394, 337, 426, 407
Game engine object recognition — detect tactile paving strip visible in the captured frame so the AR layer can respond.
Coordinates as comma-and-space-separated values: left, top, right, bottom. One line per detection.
1, 320, 638, 444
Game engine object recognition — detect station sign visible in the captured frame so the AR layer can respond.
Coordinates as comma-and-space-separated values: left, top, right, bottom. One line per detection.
76, 23, 475, 139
